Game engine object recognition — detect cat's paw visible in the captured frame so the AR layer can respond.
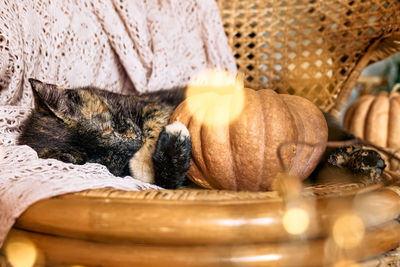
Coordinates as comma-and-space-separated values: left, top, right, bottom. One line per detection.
345, 149, 386, 180
152, 121, 191, 189
163, 121, 190, 141
328, 146, 386, 181
129, 146, 155, 184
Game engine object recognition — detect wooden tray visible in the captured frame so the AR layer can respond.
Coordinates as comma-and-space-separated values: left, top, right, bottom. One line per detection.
3, 172, 399, 266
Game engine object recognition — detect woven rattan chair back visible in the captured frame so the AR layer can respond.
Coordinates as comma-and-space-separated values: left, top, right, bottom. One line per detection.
216, 0, 400, 116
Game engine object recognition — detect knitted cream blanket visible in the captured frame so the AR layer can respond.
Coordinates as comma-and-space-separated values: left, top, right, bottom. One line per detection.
0, 0, 236, 246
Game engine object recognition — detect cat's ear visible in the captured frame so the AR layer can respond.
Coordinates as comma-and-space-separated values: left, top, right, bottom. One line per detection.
29, 78, 81, 123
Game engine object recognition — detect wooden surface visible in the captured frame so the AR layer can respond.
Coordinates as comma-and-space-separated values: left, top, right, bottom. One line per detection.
5, 220, 400, 267
5, 169, 400, 266
14, 186, 400, 245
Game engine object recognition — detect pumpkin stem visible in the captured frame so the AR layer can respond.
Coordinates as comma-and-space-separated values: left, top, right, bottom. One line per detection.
390, 83, 400, 97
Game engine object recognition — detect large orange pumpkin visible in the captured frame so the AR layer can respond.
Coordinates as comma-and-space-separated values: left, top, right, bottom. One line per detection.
343, 86, 400, 170
170, 87, 328, 191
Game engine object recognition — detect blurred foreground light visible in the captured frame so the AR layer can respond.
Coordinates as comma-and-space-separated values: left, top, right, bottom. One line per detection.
5, 235, 37, 267
218, 217, 275, 227
272, 172, 302, 201
332, 213, 365, 249
333, 260, 361, 267
282, 208, 310, 235
231, 254, 281, 263
185, 69, 245, 126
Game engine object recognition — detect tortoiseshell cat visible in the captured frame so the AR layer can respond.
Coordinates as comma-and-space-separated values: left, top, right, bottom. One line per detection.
18, 79, 191, 189
18, 79, 386, 189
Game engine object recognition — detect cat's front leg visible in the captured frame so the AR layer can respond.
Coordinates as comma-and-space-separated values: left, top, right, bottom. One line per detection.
129, 143, 156, 183
152, 122, 191, 189
129, 104, 173, 184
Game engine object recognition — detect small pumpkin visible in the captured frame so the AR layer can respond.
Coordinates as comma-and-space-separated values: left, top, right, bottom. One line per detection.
170, 86, 328, 191
343, 84, 400, 170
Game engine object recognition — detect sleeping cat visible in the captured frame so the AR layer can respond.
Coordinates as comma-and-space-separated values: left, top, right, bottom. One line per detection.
18, 79, 191, 189
18, 79, 386, 189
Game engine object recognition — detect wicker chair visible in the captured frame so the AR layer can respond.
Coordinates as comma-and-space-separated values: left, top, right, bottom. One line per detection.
217, 0, 400, 117
2, 0, 400, 266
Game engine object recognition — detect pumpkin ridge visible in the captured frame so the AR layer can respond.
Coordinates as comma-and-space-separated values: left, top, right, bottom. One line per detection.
186, 113, 211, 188
258, 90, 275, 189
388, 98, 392, 148
227, 94, 237, 191
201, 95, 236, 189
350, 95, 375, 138
365, 93, 389, 147
258, 90, 297, 189
199, 95, 222, 189
387, 95, 400, 148
280, 95, 305, 176
186, 93, 219, 188
343, 100, 358, 131
282, 95, 328, 178
256, 90, 266, 190
229, 88, 264, 190
362, 97, 375, 142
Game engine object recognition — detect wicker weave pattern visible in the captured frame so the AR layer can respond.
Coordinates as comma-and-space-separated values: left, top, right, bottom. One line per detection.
216, 0, 400, 113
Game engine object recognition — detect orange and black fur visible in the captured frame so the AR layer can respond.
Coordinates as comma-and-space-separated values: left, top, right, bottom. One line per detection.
18, 79, 386, 189
18, 79, 191, 189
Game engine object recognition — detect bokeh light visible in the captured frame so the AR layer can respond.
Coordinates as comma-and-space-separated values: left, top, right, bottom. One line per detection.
282, 207, 310, 235
332, 213, 365, 249
333, 260, 361, 267
185, 69, 245, 126
5, 235, 37, 267
272, 172, 302, 201
187, 69, 243, 96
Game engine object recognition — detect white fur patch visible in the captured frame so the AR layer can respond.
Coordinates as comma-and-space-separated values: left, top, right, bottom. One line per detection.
129, 146, 155, 184
165, 121, 190, 141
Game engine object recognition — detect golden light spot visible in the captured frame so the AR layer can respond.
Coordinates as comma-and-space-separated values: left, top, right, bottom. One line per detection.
5, 235, 37, 267
333, 260, 361, 267
332, 213, 365, 249
283, 207, 310, 235
185, 69, 245, 126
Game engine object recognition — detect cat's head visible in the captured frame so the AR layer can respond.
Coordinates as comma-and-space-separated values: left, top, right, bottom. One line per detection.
28, 78, 143, 175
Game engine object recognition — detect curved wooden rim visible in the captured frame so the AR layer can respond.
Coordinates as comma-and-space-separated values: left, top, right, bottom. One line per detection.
62, 170, 399, 201
6, 221, 400, 267
15, 172, 400, 245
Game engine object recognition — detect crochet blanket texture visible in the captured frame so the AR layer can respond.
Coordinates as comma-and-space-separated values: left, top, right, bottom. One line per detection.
0, 0, 236, 246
